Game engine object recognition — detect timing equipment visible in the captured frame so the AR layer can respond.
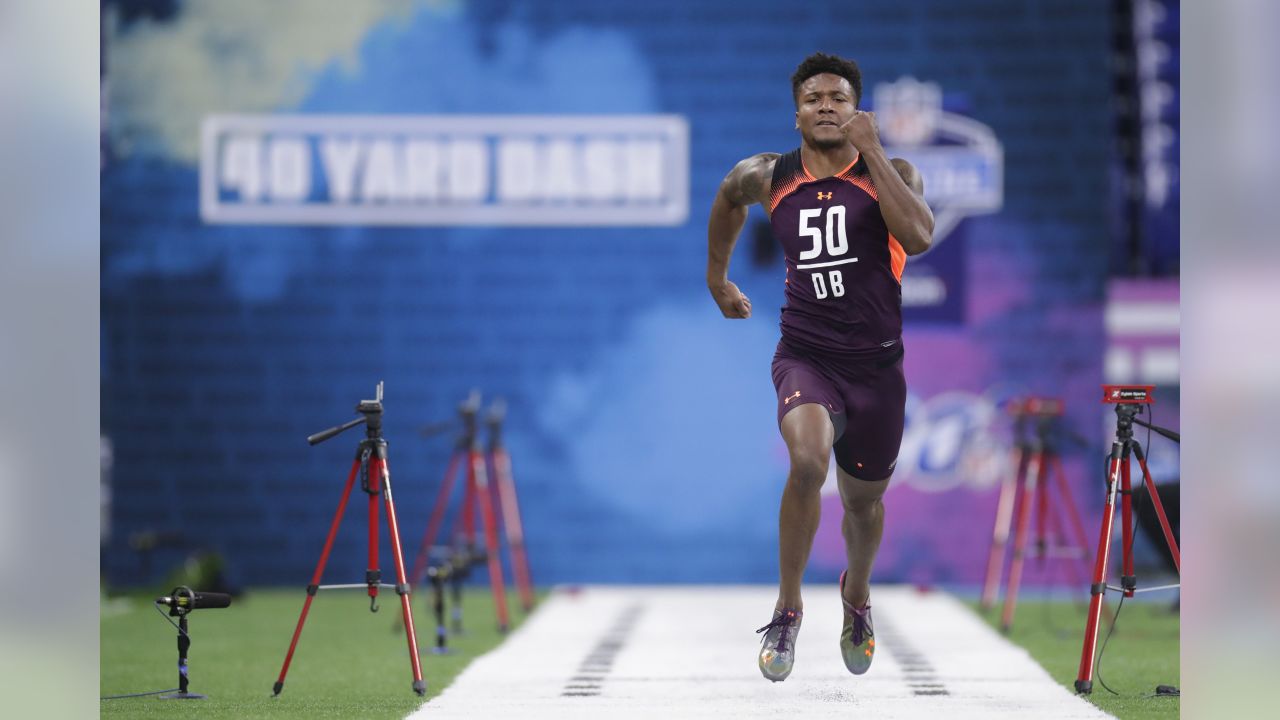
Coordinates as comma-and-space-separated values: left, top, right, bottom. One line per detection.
1075, 386, 1180, 694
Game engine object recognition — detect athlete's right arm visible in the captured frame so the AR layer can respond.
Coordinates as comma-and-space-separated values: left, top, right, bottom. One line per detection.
706, 153, 778, 319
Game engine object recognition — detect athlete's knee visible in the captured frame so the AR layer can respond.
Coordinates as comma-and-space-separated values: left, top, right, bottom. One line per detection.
787, 450, 829, 493
841, 493, 883, 516
838, 473, 889, 514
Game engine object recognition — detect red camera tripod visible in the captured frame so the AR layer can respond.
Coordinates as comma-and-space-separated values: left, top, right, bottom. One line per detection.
1075, 385, 1180, 694
409, 393, 511, 632
980, 397, 1092, 632
485, 398, 536, 614
273, 383, 426, 697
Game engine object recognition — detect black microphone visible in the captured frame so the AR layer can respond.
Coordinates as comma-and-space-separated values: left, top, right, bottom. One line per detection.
155, 588, 232, 611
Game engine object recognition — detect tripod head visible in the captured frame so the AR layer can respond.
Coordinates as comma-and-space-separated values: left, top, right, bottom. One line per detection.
307, 382, 385, 446
1102, 384, 1179, 443
1111, 402, 1141, 441
458, 390, 481, 449
485, 398, 507, 450
1006, 396, 1090, 451
420, 390, 486, 450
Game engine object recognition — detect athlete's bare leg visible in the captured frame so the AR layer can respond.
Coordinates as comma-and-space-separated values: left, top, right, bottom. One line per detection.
776, 403, 835, 611
836, 468, 892, 608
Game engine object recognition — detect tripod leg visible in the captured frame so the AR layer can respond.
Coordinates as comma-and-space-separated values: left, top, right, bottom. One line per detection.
1051, 454, 1095, 582
368, 455, 382, 612
1076, 443, 1124, 694
411, 453, 463, 588
461, 454, 478, 549
1044, 488, 1076, 586
1040, 467, 1088, 601
1001, 449, 1041, 632
473, 450, 510, 632
274, 458, 361, 696
1133, 444, 1180, 572
981, 445, 1026, 609
378, 455, 427, 696
1120, 450, 1136, 596
493, 448, 535, 612
1035, 451, 1050, 567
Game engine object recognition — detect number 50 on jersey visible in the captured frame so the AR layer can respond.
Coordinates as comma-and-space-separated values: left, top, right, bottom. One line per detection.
797, 205, 857, 299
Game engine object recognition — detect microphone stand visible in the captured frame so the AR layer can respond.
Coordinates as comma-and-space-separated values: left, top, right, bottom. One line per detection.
159, 587, 206, 700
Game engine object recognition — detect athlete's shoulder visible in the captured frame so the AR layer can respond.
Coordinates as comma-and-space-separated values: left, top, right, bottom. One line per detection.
767, 148, 811, 209
720, 152, 781, 207
771, 148, 803, 180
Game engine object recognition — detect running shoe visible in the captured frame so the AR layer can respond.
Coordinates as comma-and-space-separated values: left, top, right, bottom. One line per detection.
838, 570, 875, 675
756, 607, 803, 682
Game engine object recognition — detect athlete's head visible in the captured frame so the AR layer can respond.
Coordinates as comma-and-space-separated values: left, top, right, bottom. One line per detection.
791, 53, 863, 150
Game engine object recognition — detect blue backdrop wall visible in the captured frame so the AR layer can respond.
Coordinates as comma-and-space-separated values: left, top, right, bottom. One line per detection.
101, 0, 1111, 587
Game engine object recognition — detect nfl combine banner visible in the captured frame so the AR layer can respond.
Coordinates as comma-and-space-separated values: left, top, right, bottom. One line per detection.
874, 77, 1003, 322
200, 114, 690, 226
875, 77, 1003, 245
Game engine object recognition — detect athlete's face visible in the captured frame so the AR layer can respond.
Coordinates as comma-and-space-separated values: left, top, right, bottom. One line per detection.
794, 74, 858, 149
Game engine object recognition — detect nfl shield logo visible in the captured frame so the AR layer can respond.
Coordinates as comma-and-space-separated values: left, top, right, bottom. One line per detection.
874, 77, 942, 147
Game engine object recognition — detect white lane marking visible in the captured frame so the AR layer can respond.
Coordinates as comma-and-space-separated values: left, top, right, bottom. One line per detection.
408, 585, 1113, 719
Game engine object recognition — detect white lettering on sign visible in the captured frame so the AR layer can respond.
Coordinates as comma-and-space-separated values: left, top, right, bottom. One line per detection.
200, 115, 689, 226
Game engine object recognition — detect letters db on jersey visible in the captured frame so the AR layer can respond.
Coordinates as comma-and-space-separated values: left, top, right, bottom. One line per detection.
199, 114, 689, 226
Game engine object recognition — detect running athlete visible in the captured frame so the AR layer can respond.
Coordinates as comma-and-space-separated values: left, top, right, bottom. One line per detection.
706, 53, 934, 682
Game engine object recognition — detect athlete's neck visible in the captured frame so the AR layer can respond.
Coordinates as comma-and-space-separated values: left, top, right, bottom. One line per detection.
800, 143, 858, 179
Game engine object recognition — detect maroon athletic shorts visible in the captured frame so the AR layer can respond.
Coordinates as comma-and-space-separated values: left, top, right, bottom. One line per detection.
770, 338, 907, 480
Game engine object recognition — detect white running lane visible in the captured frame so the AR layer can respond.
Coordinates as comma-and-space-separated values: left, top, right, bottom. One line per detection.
408, 585, 1112, 719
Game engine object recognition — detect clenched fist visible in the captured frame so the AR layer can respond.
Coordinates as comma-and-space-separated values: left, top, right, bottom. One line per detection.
709, 280, 752, 319
840, 111, 882, 154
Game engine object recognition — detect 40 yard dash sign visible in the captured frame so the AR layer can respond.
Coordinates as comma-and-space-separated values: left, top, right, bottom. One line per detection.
199, 114, 690, 227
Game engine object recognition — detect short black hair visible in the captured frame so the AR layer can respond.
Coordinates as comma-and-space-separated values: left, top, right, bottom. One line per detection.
791, 52, 863, 107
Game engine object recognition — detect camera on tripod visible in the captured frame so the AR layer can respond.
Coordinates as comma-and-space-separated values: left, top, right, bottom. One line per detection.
1076, 384, 1180, 694
1102, 384, 1154, 405
1101, 384, 1179, 443
1006, 396, 1064, 417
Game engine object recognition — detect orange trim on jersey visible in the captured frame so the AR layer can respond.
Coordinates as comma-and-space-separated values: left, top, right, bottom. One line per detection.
769, 172, 809, 212
772, 152, 863, 212
800, 151, 860, 183
841, 173, 877, 201
888, 233, 906, 283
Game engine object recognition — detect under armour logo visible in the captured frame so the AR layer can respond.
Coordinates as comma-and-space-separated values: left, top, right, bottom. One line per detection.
817, 191, 833, 200
784, 391, 801, 405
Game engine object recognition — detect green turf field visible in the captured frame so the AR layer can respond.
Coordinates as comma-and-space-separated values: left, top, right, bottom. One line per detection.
101, 587, 537, 719
970, 598, 1180, 719
105, 588, 1178, 718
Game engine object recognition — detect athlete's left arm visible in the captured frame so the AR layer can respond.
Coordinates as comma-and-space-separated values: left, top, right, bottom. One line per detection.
843, 111, 935, 255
